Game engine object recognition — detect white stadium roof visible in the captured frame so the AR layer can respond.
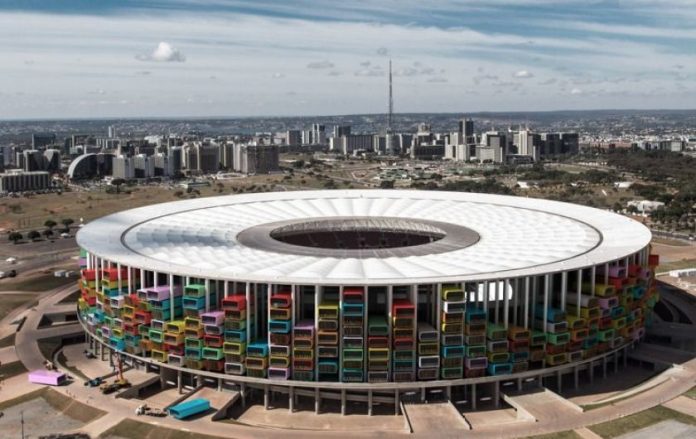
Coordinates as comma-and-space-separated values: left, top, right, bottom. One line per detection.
77, 190, 651, 285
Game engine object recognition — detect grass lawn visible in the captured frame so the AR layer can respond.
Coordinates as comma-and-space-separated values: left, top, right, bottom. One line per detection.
0, 274, 75, 292
589, 405, 696, 438
0, 292, 39, 320
0, 387, 104, 423
0, 361, 28, 380
100, 418, 227, 439
686, 386, 696, 400
652, 237, 691, 247
656, 258, 696, 273
525, 431, 581, 439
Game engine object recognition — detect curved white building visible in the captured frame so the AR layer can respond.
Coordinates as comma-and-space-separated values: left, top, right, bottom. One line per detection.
76, 190, 659, 411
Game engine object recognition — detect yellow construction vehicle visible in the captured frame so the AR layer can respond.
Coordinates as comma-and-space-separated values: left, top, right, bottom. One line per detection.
100, 355, 130, 394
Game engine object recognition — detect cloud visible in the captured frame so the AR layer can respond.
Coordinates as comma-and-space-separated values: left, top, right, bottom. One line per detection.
306, 60, 334, 69
473, 74, 499, 85
327, 71, 342, 76
427, 77, 448, 83
272, 72, 285, 78
539, 78, 557, 85
570, 88, 583, 95
514, 70, 533, 78
136, 41, 186, 62
135, 70, 151, 76
394, 67, 418, 77
394, 62, 438, 77
355, 67, 384, 77
376, 47, 389, 56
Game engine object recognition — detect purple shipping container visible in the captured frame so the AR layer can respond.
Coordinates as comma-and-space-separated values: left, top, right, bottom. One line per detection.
28, 370, 67, 386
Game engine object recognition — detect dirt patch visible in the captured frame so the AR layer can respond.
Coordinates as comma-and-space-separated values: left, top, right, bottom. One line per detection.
0, 387, 105, 437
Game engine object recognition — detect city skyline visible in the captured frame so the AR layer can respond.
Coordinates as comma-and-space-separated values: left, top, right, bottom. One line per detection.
1, 1, 696, 119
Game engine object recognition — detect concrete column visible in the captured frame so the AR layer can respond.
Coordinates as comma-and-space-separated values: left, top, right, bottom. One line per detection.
95, 257, 101, 294
543, 274, 550, 327
117, 262, 122, 292
517, 378, 523, 392
524, 277, 530, 329
177, 370, 182, 393
493, 381, 500, 408
503, 278, 510, 329
603, 356, 608, 378
471, 384, 477, 410
577, 269, 583, 317
420, 387, 426, 403
315, 388, 320, 414
289, 387, 294, 413
264, 384, 270, 410
341, 389, 346, 416
127, 266, 132, 294
561, 271, 568, 311
368, 390, 373, 416
394, 389, 400, 415
169, 273, 175, 322
217, 378, 222, 392
241, 383, 247, 408
557, 370, 562, 394
446, 386, 452, 401
589, 361, 594, 383
245, 283, 252, 345
205, 278, 211, 312
574, 366, 579, 390
494, 279, 500, 324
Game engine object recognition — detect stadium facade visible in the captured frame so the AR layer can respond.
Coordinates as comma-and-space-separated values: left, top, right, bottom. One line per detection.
76, 190, 659, 412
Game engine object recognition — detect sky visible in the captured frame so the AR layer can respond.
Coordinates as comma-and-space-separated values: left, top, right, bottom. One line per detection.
1, 0, 696, 119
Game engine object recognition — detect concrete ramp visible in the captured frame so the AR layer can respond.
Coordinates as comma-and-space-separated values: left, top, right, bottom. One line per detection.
211, 391, 241, 421
504, 388, 582, 424
116, 375, 161, 399
402, 401, 470, 436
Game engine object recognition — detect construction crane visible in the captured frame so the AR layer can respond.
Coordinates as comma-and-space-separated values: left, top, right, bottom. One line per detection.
100, 354, 130, 394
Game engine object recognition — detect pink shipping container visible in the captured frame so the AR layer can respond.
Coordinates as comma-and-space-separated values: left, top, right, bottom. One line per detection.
28, 370, 67, 386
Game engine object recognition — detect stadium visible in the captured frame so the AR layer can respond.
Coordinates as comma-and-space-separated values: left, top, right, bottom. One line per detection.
75, 189, 659, 413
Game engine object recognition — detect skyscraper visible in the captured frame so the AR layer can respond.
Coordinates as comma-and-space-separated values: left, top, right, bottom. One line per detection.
459, 118, 474, 144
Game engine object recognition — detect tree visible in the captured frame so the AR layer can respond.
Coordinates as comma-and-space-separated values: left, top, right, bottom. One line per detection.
43, 229, 53, 239
380, 179, 395, 189
61, 218, 74, 228
8, 231, 22, 244
44, 219, 57, 229
27, 230, 40, 241
112, 178, 126, 194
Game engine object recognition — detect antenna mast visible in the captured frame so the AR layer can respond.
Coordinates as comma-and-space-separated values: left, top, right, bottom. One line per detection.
388, 59, 393, 135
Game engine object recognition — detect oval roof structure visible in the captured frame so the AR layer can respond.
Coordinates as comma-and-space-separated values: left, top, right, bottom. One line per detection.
76, 190, 651, 285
